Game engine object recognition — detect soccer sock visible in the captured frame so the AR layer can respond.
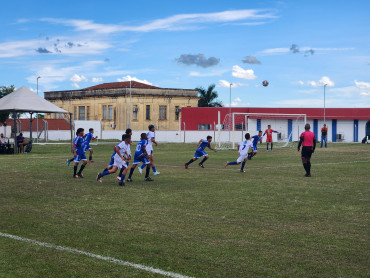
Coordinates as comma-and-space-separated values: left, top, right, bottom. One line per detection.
128, 168, 135, 179
152, 166, 157, 172
145, 166, 150, 178
307, 161, 311, 174
78, 164, 85, 175
271, 143, 273, 150
69, 158, 74, 162
186, 159, 195, 165
73, 166, 77, 176
89, 155, 92, 161
267, 143, 269, 150
120, 173, 126, 183
140, 163, 146, 169
227, 161, 238, 165
101, 169, 110, 177
247, 153, 252, 159
200, 157, 208, 164
241, 161, 246, 171
103, 168, 108, 172
118, 168, 124, 177
303, 163, 309, 174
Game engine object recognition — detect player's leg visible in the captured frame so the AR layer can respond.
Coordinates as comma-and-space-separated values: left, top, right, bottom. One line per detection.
73, 160, 79, 178
185, 152, 199, 168
127, 163, 138, 181
89, 148, 94, 162
77, 155, 88, 177
198, 152, 208, 168
266, 142, 270, 151
320, 137, 323, 148
149, 152, 160, 175
225, 155, 242, 167
144, 158, 153, 181
271, 142, 274, 151
119, 166, 129, 186
240, 158, 247, 172
324, 136, 327, 148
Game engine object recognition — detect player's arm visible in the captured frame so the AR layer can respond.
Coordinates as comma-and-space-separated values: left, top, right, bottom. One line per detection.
73, 143, 77, 157
92, 136, 98, 140
298, 135, 304, 151
208, 145, 218, 152
114, 146, 125, 161
273, 130, 279, 134
197, 139, 202, 147
312, 136, 316, 152
151, 137, 157, 146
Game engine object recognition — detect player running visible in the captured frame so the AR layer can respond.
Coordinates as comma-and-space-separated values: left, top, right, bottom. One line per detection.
72, 128, 88, 178
127, 133, 153, 182
298, 123, 316, 177
145, 125, 160, 175
248, 130, 263, 160
263, 125, 280, 151
96, 134, 131, 186
184, 135, 218, 169
225, 133, 253, 172
117, 129, 132, 181
84, 128, 98, 163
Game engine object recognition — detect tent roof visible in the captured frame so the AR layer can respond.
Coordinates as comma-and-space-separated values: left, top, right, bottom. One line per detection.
0, 86, 68, 113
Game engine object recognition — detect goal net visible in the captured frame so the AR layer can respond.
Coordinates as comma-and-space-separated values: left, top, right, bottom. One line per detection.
216, 113, 307, 149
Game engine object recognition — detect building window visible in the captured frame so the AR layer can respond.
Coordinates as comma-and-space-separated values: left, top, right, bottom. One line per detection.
102, 105, 107, 120
78, 106, 85, 120
159, 105, 167, 120
108, 105, 113, 120
175, 106, 180, 120
133, 105, 138, 120
86, 106, 90, 120
198, 124, 212, 130
146, 105, 150, 120
235, 123, 245, 130
74, 106, 77, 120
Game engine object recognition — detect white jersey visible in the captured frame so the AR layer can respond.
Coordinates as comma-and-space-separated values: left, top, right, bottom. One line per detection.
114, 141, 130, 161
238, 140, 253, 156
146, 131, 155, 150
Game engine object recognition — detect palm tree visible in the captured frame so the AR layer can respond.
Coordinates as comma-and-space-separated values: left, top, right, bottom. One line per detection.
196, 84, 223, 107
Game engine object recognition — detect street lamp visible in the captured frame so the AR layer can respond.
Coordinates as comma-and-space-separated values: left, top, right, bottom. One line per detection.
129, 79, 132, 128
229, 83, 233, 141
36, 76, 41, 143
323, 83, 327, 124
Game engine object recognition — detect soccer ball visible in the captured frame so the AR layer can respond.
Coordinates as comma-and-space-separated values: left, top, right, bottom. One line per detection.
262, 80, 269, 87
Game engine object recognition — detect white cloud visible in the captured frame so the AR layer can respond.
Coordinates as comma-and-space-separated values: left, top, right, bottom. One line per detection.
297, 80, 304, 85
92, 77, 103, 83
70, 74, 88, 88
232, 65, 257, 80
117, 75, 152, 85
189, 70, 225, 77
42, 9, 276, 34
217, 80, 248, 88
360, 92, 370, 96
308, 76, 335, 87
225, 97, 250, 107
354, 80, 370, 89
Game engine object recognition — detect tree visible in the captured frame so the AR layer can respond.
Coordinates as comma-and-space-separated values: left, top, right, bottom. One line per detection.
0, 85, 15, 126
196, 84, 223, 107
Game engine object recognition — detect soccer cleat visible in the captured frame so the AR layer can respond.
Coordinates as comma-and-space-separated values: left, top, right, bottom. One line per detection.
66, 159, 70, 167
184, 163, 188, 169
127, 178, 133, 182
240, 170, 246, 173
89, 160, 95, 163
224, 161, 229, 168
118, 182, 125, 186
116, 176, 121, 181
305, 174, 311, 177
138, 167, 143, 175
144, 177, 154, 181
198, 163, 204, 168
153, 171, 160, 175
96, 173, 102, 182
73, 175, 80, 178
78, 173, 84, 178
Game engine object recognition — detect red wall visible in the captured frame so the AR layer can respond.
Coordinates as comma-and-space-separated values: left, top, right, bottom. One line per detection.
181, 107, 370, 130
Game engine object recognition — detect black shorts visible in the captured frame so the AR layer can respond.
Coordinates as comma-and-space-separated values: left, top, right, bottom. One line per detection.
301, 146, 314, 159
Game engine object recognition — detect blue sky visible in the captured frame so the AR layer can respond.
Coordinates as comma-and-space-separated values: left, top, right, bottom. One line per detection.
1, 0, 369, 107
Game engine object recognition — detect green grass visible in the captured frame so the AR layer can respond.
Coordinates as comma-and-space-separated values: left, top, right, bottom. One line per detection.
0, 142, 369, 277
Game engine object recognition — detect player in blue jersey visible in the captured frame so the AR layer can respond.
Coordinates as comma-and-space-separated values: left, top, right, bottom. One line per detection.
72, 128, 88, 178
138, 125, 160, 175
184, 135, 218, 169
84, 128, 98, 162
225, 133, 253, 172
248, 130, 263, 160
127, 133, 153, 182
96, 134, 131, 186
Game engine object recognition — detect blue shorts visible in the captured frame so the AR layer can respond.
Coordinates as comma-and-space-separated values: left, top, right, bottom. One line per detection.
194, 150, 207, 158
84, 144, 92, 152
74, 153, 87, 163
133, 155, 150, 165
253, 144, 258, 152
109, 156, 115, 167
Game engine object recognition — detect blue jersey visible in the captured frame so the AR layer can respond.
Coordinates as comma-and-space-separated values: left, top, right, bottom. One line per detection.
134, 139, 147, 158
197, 139, 210, 152
84, 132, 93, 143
73, 136, 85, 155
252, 135, 262, 145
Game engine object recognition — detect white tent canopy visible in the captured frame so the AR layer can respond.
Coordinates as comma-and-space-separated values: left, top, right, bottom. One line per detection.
0, 86, 68, 113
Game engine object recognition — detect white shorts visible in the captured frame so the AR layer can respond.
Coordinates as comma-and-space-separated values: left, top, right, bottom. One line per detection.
237, 155, 247, 163
146, 145, 153, 155
113, 158, 128, 169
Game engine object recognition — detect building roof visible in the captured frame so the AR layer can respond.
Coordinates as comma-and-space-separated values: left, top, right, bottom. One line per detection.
2, 119, 71, 131
84, 81, 159, 90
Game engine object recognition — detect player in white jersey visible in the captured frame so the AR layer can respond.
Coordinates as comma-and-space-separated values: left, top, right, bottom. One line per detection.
224, 133, 253, 172
138, 124, 160, 175
96, 134, 131, 186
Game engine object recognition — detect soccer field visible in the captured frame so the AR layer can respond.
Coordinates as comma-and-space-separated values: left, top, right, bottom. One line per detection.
0, 143, 369, 277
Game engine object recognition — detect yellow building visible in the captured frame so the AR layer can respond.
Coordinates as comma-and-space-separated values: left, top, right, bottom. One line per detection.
44, 81, 199, 130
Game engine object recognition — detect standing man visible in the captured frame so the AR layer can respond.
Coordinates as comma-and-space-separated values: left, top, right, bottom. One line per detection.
298, 123, 316, 177
263, 125, 280, 152
320, 124, 328, 148
84, 128, 98, 162
146, 124, 160, 175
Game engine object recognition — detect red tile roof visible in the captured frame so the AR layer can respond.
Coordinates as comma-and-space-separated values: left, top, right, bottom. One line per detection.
84, 81, 159, 90
2, 119, 71, 131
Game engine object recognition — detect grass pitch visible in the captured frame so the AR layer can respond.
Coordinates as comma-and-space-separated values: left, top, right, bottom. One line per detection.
0, 142, 369, 277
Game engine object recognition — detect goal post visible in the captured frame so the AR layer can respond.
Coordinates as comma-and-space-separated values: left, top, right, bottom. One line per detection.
217, 113, 307, 149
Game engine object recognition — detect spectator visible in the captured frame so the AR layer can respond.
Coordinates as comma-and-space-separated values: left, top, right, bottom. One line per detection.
16, 133, 28, 153
321, 124, 328, 148
0, 133, 6, 144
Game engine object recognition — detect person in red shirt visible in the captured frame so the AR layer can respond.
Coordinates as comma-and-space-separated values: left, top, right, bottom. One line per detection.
263, 125, 280, 151
298, 123, 316, 177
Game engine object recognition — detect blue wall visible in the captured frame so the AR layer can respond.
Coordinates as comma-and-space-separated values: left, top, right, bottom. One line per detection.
332, 119, 337, 142
353, 120, 358, 142
288, 119, 293, 142
257, 119, 261, 131
313, 119, 318, 139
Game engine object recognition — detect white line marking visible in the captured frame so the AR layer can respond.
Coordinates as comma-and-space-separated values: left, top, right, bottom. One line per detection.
0, 232, 193, 278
